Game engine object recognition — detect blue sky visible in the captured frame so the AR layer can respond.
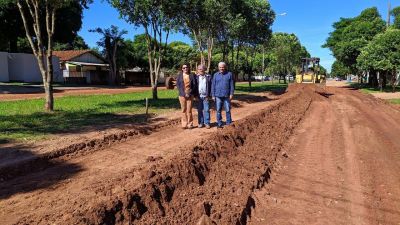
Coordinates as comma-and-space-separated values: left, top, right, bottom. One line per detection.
79, 0, 399, 72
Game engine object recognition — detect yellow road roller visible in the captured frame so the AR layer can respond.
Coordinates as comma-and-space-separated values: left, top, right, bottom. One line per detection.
296, 57, 325, 84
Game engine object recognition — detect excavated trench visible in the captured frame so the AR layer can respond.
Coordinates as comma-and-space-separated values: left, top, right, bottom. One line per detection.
70, 84, 320, 225
0, 119, 181, 181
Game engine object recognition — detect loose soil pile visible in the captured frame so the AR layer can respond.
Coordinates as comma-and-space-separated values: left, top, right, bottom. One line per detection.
74, 84, 317, 224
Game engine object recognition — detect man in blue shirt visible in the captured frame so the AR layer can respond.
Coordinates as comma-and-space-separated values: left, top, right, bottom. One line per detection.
211, 62, 235, 128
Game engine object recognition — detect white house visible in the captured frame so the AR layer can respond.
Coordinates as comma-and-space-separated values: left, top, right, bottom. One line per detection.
0, 51, 62, 83
53, 50, 109, 84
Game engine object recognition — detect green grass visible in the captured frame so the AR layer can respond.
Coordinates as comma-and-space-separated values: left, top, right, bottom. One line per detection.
0, 81, 32, 86
0, 81, 287, 142
350, 83, 400, 94
388, 99, 400, 104
0, 89, 179, 142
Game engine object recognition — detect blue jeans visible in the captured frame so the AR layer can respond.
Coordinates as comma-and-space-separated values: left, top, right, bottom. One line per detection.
215, 97, 232, 126
197, 97, 210, 125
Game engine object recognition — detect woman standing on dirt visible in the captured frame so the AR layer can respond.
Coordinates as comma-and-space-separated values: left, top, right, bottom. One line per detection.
176, 64, 197, 129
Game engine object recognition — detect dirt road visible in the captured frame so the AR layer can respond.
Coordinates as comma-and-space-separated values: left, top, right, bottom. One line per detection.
249, 86, 400, 225
1, 84, 400, 224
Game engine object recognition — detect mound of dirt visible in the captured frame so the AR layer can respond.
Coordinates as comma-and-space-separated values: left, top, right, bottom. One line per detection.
64, 84, 318, 225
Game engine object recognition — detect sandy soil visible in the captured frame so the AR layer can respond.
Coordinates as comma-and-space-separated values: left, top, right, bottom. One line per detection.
371, 92, 400, 100
249, 86, 400, 225
1, 84, 400, 225
326, 80, 350, 87
0, 86, 165, 101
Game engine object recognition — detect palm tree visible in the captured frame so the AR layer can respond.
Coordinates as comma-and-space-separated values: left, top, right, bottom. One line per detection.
90, 25, 127, 85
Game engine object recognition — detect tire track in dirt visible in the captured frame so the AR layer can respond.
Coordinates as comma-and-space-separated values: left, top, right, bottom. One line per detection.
0, 119, 181, 181
248, 86, 400, 225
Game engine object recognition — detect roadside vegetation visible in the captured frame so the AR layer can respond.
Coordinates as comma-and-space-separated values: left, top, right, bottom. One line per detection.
0, 89, 177, 142
350, 83, 400, 94
389, 99, 400, 104
325, 7, 400, 93
0, 82, 283, 142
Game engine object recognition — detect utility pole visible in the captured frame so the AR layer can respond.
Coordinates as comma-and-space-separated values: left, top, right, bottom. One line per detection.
262, 45, 265, 82
387, 0, 391, 27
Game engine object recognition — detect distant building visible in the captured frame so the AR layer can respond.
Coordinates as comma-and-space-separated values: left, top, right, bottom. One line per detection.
0, 51, 62, 83
123, 67, 149, 85
53, 50, 109, 84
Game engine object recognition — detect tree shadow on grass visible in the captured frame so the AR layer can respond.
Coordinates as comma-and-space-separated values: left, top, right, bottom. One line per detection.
0, 98, 180, 142
98, 97, 180, 109
0, 144, 82, 200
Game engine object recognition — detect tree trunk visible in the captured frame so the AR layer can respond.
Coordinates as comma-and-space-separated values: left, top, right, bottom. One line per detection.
191, 29, 205, 66
44, 81, 54, 111
378, 71, 383, 92
17, 1, 56, 111
383, 71, 387, 89
45, 51, 54, 111
231, 42, 235, 73
235, 44, 241, 79
248, 73, 252, 87
369, 70, 378, 87
112, 43, 118, 85
392, 70, 397, 93
152, 85, 158, 100
206, 36, 213, 73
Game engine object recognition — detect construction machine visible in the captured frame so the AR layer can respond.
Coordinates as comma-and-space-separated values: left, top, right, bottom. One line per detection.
295, 57, 325, 84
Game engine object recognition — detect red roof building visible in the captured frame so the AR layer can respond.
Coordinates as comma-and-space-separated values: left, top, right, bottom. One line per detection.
53, 50, 109, 84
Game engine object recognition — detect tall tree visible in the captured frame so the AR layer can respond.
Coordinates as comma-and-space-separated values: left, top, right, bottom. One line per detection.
358, 29, 400, 92
54, 35, 89, 51
268, 33, 309, 83
12, 0, 90, 111
90, 25, 127, 85
165, 41, 198, 70
331, 60, 350, 79
323, 7, 386, 77
241, 0, 274, 86
109, 0, 179, 99
0, 1, 90, 53
179, 0, 230, 72
391, 6, 400, 29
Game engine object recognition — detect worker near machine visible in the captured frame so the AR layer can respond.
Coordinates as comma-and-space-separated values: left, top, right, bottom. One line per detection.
176, 64, 197, 129
211, 62, 235, 128
195, 65, 212, 129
